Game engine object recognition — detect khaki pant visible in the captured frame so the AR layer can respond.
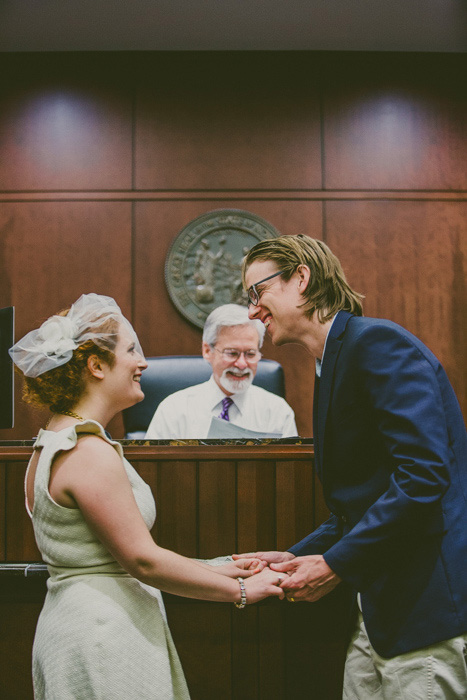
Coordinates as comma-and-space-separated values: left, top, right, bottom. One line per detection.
343, 612, 467, 700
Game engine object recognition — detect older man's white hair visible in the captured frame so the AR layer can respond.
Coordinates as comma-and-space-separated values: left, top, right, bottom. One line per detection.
202, 304, 266, 347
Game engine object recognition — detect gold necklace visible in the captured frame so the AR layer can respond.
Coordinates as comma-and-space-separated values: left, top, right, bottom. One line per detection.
46, 410, 85, 428
60, 410, 85, 421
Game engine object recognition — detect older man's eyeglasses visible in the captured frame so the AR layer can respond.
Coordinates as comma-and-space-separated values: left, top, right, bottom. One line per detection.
247, 270, 284, 306
213, 348, 262, 363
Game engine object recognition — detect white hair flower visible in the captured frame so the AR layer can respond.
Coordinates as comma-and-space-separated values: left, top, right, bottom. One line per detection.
38, 316, 79, 358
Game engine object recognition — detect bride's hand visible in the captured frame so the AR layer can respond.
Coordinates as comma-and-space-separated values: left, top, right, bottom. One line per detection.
215, 558, 267, 578
243, 567, 285, 604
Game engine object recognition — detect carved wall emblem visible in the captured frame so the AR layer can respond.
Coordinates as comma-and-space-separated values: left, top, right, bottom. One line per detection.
165, 209, 280, 329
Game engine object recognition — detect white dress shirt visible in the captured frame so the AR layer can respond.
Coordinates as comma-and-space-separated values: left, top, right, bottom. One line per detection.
315, 315, 337, 378
145, 375, 298, 439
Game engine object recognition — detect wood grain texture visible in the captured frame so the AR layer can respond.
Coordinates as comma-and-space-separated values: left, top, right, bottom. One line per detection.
0, 200, 133, 441
323, 53, 467, 190
134, 52, 322, 191
198, 459, 236, 558
154, 460, 198, 557
0, 53, 133, 191
5, 461, 40, 560
282, 595, 348, 700
166, 602, 233, 699
231, 605, 259, 699
258, 604, 285, 699
325, 199, 467, 412
0, 464, 5, 559
0, 595, 41, 700
276, 459, 317, 551
236, 460, 276, 553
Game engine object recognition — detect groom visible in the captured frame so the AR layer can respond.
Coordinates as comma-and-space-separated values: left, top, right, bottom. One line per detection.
238, 234, 467, 699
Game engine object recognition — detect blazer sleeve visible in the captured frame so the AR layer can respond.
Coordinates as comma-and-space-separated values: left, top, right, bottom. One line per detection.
288, 513, 342, 556
322, 324, 452, 590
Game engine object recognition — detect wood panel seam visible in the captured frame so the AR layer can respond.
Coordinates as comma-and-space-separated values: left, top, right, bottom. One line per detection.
1, 191, 466, 202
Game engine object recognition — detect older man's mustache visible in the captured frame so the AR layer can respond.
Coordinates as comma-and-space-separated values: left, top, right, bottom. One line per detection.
226, 369, 252, 378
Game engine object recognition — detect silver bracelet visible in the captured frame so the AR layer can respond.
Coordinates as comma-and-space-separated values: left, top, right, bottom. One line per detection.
234, 576, 247, 609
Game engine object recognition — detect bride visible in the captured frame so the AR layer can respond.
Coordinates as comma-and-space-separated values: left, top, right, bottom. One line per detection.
10, 293, 284, 699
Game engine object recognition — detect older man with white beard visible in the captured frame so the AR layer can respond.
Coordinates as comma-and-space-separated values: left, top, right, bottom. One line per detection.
145, 304, 297, 439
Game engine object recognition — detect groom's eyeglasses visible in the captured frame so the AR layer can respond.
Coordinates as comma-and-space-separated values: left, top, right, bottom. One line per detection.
247, 271, 284, 306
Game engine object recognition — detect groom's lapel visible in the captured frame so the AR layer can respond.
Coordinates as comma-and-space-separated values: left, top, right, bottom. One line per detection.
315, 311, 352, 475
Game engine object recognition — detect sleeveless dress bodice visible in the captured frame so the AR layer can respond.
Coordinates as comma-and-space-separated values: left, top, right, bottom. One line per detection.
27, 420, 190, 700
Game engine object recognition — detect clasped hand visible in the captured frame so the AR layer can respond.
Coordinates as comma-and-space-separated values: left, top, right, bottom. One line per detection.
213, 557, 268, 578
233, 551, 341, 602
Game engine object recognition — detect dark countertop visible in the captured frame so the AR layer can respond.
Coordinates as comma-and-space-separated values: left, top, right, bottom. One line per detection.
0, 437, 312, 447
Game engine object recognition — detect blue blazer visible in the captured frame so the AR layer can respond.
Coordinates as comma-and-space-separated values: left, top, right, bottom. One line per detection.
289, 311, 467, 658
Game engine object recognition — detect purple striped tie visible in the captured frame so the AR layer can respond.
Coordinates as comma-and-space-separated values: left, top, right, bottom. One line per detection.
219, 396, 234, 421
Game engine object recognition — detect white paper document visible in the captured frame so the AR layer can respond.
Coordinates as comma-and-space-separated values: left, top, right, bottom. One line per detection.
207, 416, 281, 439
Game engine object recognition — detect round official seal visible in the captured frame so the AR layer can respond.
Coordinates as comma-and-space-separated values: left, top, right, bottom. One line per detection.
165, 209, 280, 329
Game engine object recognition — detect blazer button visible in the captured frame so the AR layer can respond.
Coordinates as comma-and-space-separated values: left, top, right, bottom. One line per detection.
341, 515, 347, 524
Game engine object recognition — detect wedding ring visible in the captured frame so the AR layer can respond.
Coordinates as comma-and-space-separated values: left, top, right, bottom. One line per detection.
288, 596, 295, 603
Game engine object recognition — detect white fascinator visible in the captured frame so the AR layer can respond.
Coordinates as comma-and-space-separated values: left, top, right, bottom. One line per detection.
9, 293, 143, 378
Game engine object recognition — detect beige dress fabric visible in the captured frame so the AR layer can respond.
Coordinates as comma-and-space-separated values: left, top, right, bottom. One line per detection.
27, 420, 190, 700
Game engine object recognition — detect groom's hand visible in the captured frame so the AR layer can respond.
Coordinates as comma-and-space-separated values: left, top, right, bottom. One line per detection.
271, 555, 341, 602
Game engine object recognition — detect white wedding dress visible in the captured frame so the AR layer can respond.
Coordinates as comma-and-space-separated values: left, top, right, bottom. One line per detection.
26, 419, 190, 700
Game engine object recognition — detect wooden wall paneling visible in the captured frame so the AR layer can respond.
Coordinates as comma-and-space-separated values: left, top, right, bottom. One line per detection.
236, 459, 276, 553
198, 459, 236, 559
134, 53, 322, 191
133, 199, 322, 436
258, 604, 285, 699
131, 459, 159, 539
165, 600, 232, 700
0, 200, 133, 440
151, 460, 197, 557
282, 598, 346, 700
0, 200, 134, 337
0, 593, 42, 700
283, 603, 318, 699
323, 53, 467, 190
325, 199, 467, 415
0, 463, 5, 559
131, 459, 158, 496
282, 345, 315, 437
5, 461, 40, 561
231, 605, 260, 699
275, 459, 315, 551
0, 53, 134, 191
